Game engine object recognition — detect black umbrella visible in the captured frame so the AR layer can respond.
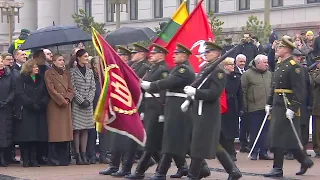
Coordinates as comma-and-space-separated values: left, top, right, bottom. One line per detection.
20, 25, 91, 50
105, 27, 157, 45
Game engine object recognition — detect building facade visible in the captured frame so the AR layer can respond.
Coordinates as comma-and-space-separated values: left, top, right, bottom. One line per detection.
0, 0, 319, 51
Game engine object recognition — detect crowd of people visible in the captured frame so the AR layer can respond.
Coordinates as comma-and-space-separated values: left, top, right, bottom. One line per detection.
0, 29, 319, 180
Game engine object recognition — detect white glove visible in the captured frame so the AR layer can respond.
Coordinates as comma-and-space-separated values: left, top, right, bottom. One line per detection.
184, 86, 196, 96
286, 108, 295, 120
141, 81, 151, 90
265, 105, 272, 114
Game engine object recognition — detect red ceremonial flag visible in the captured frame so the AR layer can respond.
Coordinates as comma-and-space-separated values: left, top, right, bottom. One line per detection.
92, 28, 146, 146
164, 0, 227, 113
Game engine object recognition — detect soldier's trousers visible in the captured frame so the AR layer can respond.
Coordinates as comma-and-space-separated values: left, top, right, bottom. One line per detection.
273, 147, 307, 168
314, 115, 320, 152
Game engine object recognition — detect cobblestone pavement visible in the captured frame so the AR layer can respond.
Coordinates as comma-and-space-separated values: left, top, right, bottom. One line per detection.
0, 151, 319, 180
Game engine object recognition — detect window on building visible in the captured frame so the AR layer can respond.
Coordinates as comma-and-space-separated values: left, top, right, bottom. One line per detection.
85, 0, 92, 16
106, 0, 114, 22
121, 4, 128, 13
130, 0, 138, 20
179, 0, 189, 11
307, 0, 320, 3
272, 0, 283, 7
207, 0, 219, 13
154, 0, 163, 18
239, 0, 250, 10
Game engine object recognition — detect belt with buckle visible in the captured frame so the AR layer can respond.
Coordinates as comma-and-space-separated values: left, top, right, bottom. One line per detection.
274, 89, 293, 94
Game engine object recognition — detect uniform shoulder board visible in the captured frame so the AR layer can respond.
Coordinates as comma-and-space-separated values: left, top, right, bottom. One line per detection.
289, 60, 296, 65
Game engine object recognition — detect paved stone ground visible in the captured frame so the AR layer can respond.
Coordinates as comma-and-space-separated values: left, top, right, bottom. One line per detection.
0, 151, 320, 180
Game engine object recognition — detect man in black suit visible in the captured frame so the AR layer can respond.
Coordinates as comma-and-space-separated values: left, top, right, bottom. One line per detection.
13, 49, 27, 71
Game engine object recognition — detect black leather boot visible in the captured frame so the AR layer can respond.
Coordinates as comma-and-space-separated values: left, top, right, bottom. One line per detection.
125, 151, 153, 179
75, 153, 84, 165
294, 151, 314, 176
216, 147, 242, 180
112, 152, 135, 177
263, 168, 283, 177
149, 154, 172, 180
81, 152, 90, 165
198, 160, 211, 179
99, 151, 121, 175
186, 158, 202, 180
170, 156, 188, 178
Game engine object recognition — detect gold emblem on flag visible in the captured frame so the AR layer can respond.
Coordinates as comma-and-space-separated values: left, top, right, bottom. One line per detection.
110, 72, 133, 107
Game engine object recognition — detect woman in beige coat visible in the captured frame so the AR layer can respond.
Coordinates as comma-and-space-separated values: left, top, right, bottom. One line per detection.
45, 54, 74, 166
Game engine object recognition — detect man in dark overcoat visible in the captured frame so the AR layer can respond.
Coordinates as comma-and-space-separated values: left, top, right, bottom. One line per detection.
264, 36, 314, 177
140, 43, 195, 180
126, 43, 170, 180
183, 42, 242, 180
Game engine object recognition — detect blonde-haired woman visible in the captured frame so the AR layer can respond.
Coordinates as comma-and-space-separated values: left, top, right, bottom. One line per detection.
14, 59, 49, 167
45, 54, 74, 166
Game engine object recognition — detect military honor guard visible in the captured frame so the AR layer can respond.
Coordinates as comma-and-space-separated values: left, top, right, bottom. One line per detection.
126, 43, 170, 180
264, 36, 314, 177
129, 43, 151, 78
116, 45, 132, 63
183, 42, 242, 180
140, 43, 195, 180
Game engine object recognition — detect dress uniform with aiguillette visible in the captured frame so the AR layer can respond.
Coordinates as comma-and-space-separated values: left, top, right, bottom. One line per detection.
125, 44, 170, 180
141, 43, 195, 180
99, 46, 138, 177
184, 42, 242, 180
264, 36, 314, 178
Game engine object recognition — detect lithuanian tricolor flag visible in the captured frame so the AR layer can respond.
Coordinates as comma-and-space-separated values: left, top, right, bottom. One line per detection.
153, 0, 189, 46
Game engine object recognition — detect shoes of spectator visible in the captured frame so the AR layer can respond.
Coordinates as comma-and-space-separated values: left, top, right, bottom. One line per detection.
250, 153, 258, 160
284, 153, 294, 160
89, 156, 97, 164
259, 154, 273, 160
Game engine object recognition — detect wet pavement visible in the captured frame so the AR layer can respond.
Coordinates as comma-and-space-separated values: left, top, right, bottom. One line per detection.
0, 151, 319, 180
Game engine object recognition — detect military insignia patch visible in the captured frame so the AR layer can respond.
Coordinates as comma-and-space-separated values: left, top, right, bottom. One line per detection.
178, 68, 186, 73
295, 68, 301, 74
217, 73, 224, 79
162, 72, 168, 78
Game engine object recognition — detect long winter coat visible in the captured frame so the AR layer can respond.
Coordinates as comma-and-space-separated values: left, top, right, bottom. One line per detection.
221, 72, 243, 139
45, 68, 74, 142
70, 67, 96, 130
311, 69, 320, 116
14, 73, 49, 142
0, 67, 15, 147
188, 64, 227, 159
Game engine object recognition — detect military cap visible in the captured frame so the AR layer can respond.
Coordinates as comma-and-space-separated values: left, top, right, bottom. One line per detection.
21, 29, 30, 34
173, 43, 192, 55
205, 41, 222, 52
278, 35, 296, 50
150, 43, 168, 54
131, 43, 149, 53
292, 48, 305, 56
314, 56, 320, 62
116, 46, 131, 55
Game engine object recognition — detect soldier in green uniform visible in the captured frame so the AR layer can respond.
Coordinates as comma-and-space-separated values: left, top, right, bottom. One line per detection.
129, 43, 151, 78
99, 46, 137, 177
183, 42, 242, 180
264, 36, 314, 178
140, 43, 195, 180
125, 43, 170, 180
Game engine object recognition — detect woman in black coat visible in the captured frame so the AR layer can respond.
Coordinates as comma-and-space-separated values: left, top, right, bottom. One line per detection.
14, 59, 49, 167
221, 58, 243, 161
0, 59, 15, 167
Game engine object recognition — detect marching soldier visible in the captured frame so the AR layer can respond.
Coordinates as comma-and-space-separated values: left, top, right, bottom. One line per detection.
99, 46, 137, 177
116, 45, 131, 63
183, 42, 242, 180
125, 43, 169, 180
311, 57, 320, 155
264, 36, 314, 178
140, 43, 195, 180
129, 43, 150, 78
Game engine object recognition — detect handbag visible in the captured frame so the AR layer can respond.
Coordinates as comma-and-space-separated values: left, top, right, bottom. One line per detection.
13, 82, 25, 121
